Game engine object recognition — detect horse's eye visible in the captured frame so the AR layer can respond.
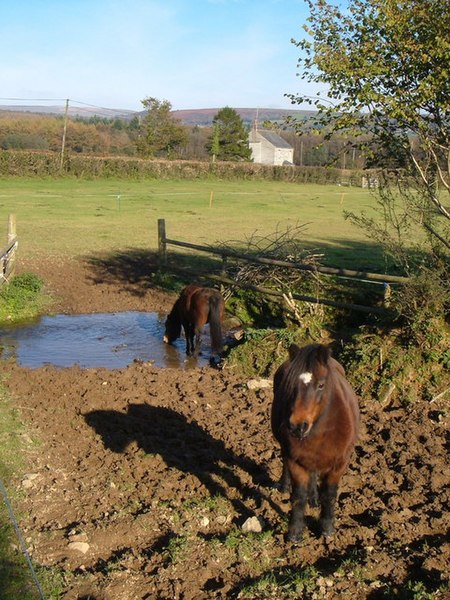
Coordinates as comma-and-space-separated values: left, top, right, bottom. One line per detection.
317, 382, 325, 391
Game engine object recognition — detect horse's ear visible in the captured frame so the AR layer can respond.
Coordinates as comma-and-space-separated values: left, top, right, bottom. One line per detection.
288, 344, 300, 361
316, 344, 331, 365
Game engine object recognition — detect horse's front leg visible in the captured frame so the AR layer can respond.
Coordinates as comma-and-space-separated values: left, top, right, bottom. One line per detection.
276, 454, 291, 494
308, 471, 319, 508
183, 322, 194, 355
286, 460, 310, 542
193, 327, 202, 357
319, 472, 340, 537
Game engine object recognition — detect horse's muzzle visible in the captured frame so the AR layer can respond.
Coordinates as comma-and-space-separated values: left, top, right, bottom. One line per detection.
289, 421, 311, 440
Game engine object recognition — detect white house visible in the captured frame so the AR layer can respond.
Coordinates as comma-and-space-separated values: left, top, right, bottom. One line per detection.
248, 128, 294, 166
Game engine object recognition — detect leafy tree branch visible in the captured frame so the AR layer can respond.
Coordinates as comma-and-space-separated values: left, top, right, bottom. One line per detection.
287, 0, 449, 252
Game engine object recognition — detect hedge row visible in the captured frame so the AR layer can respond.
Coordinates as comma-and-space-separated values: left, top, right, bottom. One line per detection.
0, 150, 366, 185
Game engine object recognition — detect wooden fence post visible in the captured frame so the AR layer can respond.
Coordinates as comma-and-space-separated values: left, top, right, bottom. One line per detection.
5, 214, 17, 279
158, 218, 167, 266
7, 214, 16, 244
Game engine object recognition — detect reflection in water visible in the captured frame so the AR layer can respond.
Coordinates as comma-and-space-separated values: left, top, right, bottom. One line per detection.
0, 312, 212, 369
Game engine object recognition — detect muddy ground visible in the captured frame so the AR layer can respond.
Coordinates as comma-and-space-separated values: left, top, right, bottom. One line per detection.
1, 256, 449, 599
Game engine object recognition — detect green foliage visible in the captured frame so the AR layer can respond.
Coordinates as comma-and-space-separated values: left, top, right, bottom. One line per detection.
137, 97, 188, 158
341, 321, 450, 404
209, 107, 252, 161
289, 0, 450, 251
210, 124, 220, 159
151, 271, 181, 292
163, 534, 190, 563
392, 265, 450, 347
0, 149, 366, 184
1, 133, 49, 151
222, 527, 274, 563
338, 258, 449, 405
226, 290, 284, 328
0, 273, 47, 323
227, 327, 314, 378
289, 0, 450, 358
379, 579, 450, 600
239, 564, 320, 598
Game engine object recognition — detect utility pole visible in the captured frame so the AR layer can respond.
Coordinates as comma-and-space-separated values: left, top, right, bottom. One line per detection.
60, 98, 69, 171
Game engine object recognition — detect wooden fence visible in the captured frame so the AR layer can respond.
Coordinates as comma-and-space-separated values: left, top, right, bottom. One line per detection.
0, 215, 18, 286
157, 219, 409, 315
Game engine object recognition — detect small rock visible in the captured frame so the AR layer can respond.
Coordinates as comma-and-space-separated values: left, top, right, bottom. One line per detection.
21, 434, 34, 445
231, 329, 245, 341
68, 532, 88, 543
241, 516, 263, 533
216, 515, 231, 525
22, 474, 39, 489
200, 516, 210, 527
68, 541, 90, 554
247, 378, 272, 391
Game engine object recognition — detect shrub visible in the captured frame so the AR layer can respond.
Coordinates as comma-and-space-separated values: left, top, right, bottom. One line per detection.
0, 273, 46, 323
0, 150, 366, 183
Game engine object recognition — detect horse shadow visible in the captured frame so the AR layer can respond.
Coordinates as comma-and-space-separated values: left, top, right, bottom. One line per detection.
84, 403, 273, 522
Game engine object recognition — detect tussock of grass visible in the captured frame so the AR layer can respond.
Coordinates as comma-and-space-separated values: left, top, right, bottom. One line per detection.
238, 564, 320, 598
0, 273, 50, 323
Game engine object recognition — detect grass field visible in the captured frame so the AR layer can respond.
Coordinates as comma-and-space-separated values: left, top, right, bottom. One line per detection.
0, 177, 386, 270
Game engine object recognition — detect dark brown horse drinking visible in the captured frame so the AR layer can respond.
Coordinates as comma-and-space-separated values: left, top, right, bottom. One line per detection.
163, 284, 225, 357
271, 343, 359, 541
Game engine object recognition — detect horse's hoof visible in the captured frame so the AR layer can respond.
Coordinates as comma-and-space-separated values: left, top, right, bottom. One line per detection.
286, 529, 304, 543
272, 481, 290, 494
321, 521, 336, 537
209, 356, 222, 368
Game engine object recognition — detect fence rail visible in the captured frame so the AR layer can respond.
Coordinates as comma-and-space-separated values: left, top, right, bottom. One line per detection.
0, 215, 18, 286
157, 218, 407, 315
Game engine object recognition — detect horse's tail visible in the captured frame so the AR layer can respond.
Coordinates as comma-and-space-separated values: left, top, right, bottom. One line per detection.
208, 294, 223, 354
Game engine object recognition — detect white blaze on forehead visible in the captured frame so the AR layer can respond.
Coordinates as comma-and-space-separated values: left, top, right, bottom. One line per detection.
299, 371, 313, 384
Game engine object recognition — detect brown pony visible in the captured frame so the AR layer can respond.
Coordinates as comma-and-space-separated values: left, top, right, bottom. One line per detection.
163, 284, 224, 357
271, 343, 359, 541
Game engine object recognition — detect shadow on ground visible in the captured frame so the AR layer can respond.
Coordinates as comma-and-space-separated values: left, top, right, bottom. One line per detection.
85, 403, 275, 523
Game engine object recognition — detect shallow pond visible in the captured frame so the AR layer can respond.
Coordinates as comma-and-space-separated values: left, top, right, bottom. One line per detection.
0, 312, 213, 369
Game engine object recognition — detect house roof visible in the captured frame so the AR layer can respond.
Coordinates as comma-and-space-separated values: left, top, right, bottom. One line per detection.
251, 129, 293, 149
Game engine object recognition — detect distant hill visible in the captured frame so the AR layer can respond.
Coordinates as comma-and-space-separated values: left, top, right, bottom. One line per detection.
171, 107, 315, 127
0, 104, 314, 126
0, 104, 136, 120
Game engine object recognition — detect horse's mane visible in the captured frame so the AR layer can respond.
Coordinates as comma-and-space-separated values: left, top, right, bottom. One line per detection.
167, 297, 181, 321
165, 297, 182, 340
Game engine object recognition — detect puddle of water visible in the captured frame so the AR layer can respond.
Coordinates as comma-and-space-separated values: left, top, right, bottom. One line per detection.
0, 312, 213, 369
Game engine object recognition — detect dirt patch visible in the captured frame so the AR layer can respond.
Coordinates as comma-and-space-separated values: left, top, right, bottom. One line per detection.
1, 256, 449, 599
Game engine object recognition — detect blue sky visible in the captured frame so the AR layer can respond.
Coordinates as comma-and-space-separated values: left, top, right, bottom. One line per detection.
0, 0, 318, 113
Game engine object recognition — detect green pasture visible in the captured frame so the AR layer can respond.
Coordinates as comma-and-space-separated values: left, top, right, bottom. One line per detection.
0, 177, 383, 270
